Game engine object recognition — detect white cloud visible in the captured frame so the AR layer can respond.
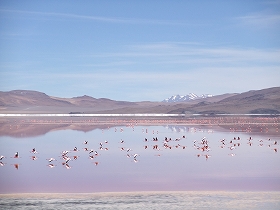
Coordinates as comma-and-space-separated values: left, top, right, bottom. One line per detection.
0, 9, 182, 25
1, 40, 279, 101
87, 43, 280, 67
236, 12, 280, 28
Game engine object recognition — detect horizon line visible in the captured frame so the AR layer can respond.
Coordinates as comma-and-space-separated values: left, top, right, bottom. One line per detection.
0, 114, 280, 117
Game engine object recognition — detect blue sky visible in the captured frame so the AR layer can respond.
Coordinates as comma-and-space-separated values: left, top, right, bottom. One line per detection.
0, 0, 280, 101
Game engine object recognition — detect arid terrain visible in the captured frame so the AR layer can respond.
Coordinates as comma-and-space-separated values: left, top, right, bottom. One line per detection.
0, 87, 280, 115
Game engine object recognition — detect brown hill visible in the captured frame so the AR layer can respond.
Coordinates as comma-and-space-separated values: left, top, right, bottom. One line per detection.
0, 87, 280, 114
100, 87, 280, 114
179, 87, 280, 114
0, 90, 138, 113
0, 90, 72, 107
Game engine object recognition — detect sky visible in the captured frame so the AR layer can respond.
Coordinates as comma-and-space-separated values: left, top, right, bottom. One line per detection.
0, 0, 280, 102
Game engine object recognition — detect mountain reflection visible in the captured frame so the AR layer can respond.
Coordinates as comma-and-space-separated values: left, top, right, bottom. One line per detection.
0, 117, 279, 138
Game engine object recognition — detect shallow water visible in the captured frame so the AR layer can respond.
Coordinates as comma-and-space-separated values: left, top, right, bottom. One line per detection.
0, 118, 280, 208
0, 191, 280, 210
0, 122, 280, 193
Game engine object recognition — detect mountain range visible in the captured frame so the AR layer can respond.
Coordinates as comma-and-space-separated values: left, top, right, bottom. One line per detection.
163, 93, 213, 102
0, 87, 280, 115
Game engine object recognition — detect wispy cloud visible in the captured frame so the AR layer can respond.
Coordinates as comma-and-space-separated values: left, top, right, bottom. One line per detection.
1, 63, 279, 100
236, 12, 280, 28
87, 43, 280, 67
0, 9, 183, 25
10, 65, 279, 85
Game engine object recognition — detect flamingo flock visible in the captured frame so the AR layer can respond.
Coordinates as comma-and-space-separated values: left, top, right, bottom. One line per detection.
0, 124, 279, 170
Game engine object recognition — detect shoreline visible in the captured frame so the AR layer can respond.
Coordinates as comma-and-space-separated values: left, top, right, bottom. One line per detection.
1, 190, 280, 197
1, 113, 280, 117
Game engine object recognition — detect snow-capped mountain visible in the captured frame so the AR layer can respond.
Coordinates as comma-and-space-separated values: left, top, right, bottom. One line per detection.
163, 93, 213, 102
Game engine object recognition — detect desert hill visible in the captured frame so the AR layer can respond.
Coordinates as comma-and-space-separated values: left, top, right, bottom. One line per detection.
0, 87, 280, 115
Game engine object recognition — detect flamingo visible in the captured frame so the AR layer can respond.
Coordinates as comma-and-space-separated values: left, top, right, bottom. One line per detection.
47, 158, 56, 163
13, 163, 19, 170
89, 149, 98, 155
13, 152, 19, 158
72, 155, 79, 160
0, 155, 5, 160
204, 154, 211, 160
61, 157, 71, 164
229, 146, 235, 150
61, 151, 69, 156
31, 156, 38, 161
62, 163, 71, 169
47, 164, 55, 168
30, 148, 38, 154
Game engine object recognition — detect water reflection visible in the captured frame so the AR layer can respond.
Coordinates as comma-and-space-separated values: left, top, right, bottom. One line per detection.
0, 118, 279, 193
1, 117, 279, 138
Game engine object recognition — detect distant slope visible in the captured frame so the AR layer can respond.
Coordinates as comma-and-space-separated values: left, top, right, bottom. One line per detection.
187, 87, 280, 114
219, 87, 280, 103
0, 90, 138, 113
102, 87, 280, 115
0, 87, 280, 114
0, 90, 73, 107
